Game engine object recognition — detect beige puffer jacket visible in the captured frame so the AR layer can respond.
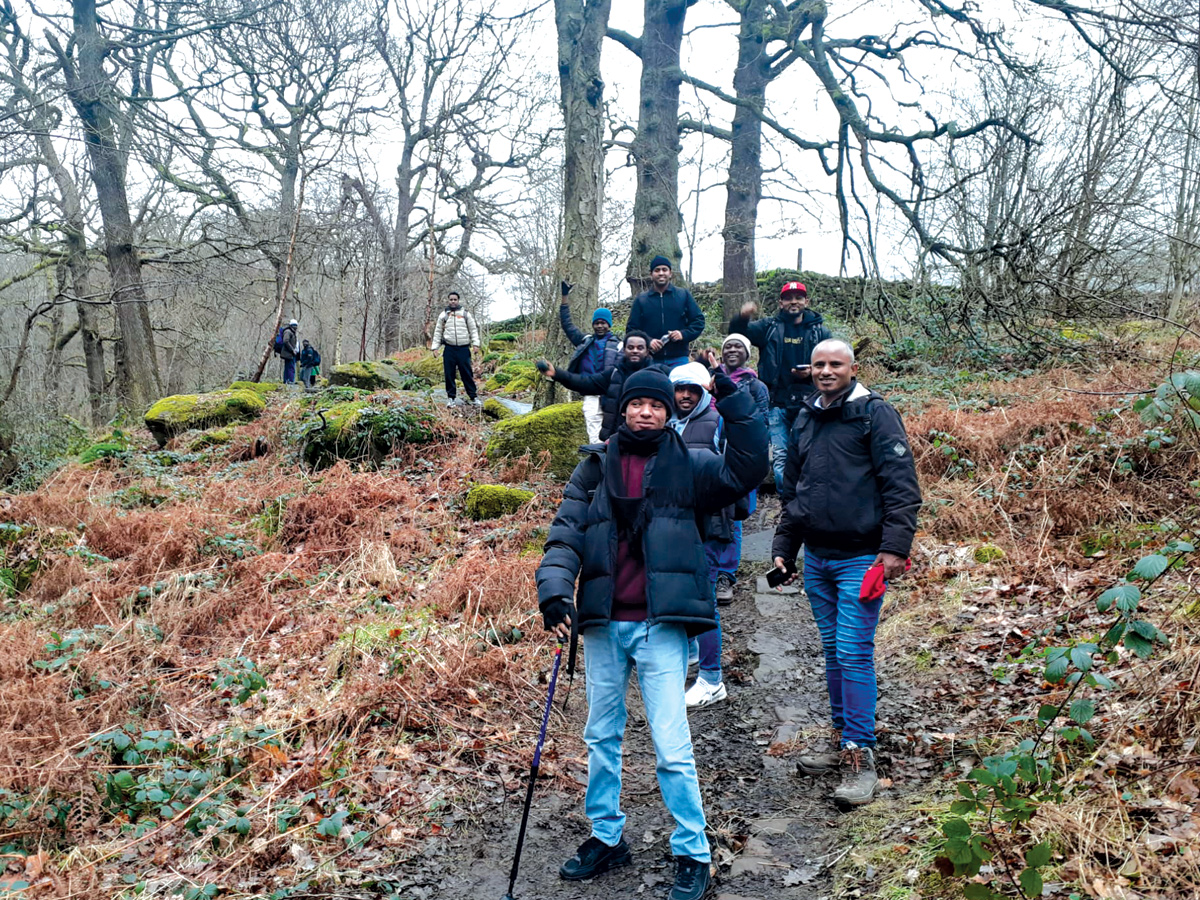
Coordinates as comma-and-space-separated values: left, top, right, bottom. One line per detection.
431, 308, 479, 350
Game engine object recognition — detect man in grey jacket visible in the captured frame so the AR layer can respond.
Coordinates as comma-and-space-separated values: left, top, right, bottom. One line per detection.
430, 291, 481, 407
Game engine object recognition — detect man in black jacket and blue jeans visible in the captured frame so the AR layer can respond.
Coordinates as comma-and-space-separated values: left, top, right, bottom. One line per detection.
627, 256, 706, 368
728, 281, 832, 487
538, 366, 767, 900
771, 339, 921, 810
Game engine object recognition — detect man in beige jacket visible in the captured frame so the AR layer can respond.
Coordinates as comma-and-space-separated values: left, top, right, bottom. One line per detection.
431, 291, 481, 406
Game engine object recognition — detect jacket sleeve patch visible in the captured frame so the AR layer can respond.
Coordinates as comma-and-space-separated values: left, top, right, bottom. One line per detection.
892, 441, 908, 457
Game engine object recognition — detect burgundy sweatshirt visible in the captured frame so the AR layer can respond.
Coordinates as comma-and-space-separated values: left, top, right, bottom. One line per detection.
610, 452, 650, 621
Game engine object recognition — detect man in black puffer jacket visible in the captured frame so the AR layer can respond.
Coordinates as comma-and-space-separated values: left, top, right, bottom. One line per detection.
537, 367, 767, 900
536, 331, 663, 442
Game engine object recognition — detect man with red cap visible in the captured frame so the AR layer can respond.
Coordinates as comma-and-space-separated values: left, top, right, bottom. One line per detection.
728, 281, 832, 488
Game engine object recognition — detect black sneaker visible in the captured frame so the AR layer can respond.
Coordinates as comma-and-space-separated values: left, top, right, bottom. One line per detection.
559, 836, 632, 881
669, 856, 712, 900
715, 573, 735, 606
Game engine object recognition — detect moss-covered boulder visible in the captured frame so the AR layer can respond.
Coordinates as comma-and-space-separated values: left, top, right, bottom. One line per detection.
486, 402, 587, 479
394, 353, 445, 384
484, 359, 539, 395
79, 429, 132, 464
465, 484, 535, 520
189, 428, 235, 451
144, 390, 265, 447
327, 360, 424, 391
302, 397, 439, 469
482, 398, 515, 421
229, 380, 282, 395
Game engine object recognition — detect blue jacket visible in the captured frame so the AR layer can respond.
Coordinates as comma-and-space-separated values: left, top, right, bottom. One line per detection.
560, 304, 621, 375
627, 284, 706, 361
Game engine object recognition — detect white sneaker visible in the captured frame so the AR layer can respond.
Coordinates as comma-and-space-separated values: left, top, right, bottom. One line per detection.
471, 397, 483, 407
685, 679, 727, 709
446, 398, 459, 407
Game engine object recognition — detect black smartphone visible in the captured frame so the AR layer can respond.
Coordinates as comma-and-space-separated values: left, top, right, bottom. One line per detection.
766, 560, 796, 587
535, 360, 550, 373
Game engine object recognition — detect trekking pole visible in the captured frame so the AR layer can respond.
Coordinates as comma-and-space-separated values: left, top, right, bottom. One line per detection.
502, 638, 564, 900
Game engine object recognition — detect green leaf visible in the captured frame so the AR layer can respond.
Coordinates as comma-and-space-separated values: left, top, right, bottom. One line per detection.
942, 817, 971, 839
1088, 671, 1116, 689
235, 816, 251, 835
1130, 619, 1158, 640
1098, 583, 1139, 613
1020, 866, 1044, 896
963, 885, 996, 900
1069, 646, 1093, 671
969, 768, 998, 787
1044, 657, 1068, 683
1069, 698, 1096, 724
1124, 632, 1155, 659
958, 783, 977, 800
1130, 554, 1169, 581
1038, 703, 1059, 723
1165, 539, 1195, 553
950, 799, 976, 815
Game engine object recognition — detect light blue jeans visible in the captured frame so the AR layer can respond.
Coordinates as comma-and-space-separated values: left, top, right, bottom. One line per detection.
768, 406, 799, 490
803, 550, 884, 748
583, 620, 711, 862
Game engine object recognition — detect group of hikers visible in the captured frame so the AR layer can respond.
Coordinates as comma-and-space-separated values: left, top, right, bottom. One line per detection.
531, 256, 923, 900
271, 319, 321, 388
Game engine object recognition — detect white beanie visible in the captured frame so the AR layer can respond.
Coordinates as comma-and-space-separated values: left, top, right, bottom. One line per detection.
723, 333, 752, 357
669, 361, 712, 388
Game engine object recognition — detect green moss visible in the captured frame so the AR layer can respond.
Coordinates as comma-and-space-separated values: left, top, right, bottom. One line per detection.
465, 484, 535, 520
79, 429, 131, 463
229, 380, 283, 394
327, 360, 426, 391
302, 398, 439, 469
485, 401, 588, 479
482, 352, 501, 364
491, 332, 518, 343
189, 428, 234, 451
144, 389, 266, 447
395, 354, 445, 383
973, 543, 1006, 564
482, 398, 515, 421
485, 359, 538, 395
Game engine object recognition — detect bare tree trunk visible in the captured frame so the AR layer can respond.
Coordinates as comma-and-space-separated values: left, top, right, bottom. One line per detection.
57, 0, 160, 413
625, 0, 689, 295
720, 0, 769, 323
555, 0, 611, 322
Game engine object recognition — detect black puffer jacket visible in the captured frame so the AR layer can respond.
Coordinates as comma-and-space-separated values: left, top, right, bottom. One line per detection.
553, 357, 668, 440
727, 309, 831, 407
772, 382, 921, 562
537, 389, 768, 636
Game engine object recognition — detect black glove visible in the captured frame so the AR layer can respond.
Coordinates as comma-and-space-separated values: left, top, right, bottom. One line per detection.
711, 370, 738, 400
561, 280, 573, 298
542, 598, 575, 630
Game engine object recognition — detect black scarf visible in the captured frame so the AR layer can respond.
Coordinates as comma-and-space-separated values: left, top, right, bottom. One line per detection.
606, 425, 692, 561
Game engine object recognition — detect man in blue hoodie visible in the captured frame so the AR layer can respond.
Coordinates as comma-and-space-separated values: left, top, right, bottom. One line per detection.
560, 281, 621, 442
668, 362, 733, 709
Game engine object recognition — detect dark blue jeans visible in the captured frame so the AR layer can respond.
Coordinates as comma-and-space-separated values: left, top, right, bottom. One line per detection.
803, 549, 884, 748
282, 358, 296, 384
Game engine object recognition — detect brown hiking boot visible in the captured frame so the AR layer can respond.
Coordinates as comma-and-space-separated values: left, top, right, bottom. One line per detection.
832, 743, 878, 810
796, 728, 842, 775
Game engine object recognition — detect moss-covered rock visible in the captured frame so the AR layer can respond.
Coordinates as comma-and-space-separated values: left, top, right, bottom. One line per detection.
484, 359, 538, 395
229, 380, 283, 395
79, 429, 131, 464
490, 332, 519, 343
395, 353, 445, 384
302, 397, 439, 469
973, 544, 1006, 564
482, 398, 516, 421
486, 402, 587, 479
327, 360, 426, 391
465, 484, 535, 520
144, 390, 265, 447
189, 428, 235, 451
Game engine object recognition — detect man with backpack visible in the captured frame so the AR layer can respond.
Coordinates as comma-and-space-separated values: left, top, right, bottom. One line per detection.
299, 340, 321, 390
273, 319, 300, 385
770, 339, 921, 809
430, 291, 481, 407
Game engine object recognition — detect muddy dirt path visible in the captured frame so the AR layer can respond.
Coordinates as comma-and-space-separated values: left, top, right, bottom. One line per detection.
392, 505, 920, 899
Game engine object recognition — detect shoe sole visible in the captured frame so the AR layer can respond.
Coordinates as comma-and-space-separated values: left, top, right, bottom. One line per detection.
560, 848, 633, 881
686, 686, 727, 709
832, 786, 877, 811
716, 595, 733, 606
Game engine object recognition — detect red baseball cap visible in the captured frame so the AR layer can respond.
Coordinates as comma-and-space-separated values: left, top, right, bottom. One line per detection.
780, 281, 807, 296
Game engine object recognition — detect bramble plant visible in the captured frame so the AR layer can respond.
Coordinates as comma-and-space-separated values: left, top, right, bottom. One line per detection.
212, 656, 268, 705
939, 541, 1190, 899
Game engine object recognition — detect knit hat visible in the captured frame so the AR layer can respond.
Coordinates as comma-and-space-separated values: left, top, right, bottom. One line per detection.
592, 307, 613, 326
650, 255, 672, 271
619, 368, 674, 413
723, 333, 752, 357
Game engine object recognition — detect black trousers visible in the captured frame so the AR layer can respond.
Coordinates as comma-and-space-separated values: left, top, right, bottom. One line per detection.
442, 345, 476, 400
